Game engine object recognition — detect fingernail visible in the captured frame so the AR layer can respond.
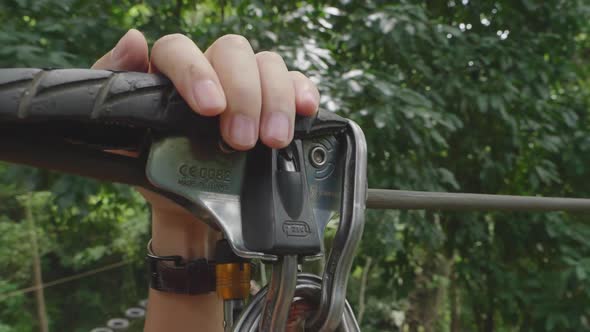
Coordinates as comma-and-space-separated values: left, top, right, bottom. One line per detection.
303, 91, 318, 108
229, 114, 257, 148
111, 30, 130, 61
192, 80, 225, 114
264, 112, 290, 145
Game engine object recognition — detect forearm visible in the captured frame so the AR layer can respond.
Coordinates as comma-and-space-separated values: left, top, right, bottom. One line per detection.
144, 207, 224, 332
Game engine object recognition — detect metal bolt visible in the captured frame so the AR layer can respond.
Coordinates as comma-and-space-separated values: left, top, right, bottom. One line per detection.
309, 146, 327, 167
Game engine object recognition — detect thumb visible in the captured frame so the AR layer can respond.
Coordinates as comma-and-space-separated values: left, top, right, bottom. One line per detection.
92, 29, 149, 72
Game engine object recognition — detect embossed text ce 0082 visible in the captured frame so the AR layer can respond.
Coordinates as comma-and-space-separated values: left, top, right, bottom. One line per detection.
177, 163, 232, 192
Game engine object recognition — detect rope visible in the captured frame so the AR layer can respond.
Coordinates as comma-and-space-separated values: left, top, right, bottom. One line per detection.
0, 260, 129, 301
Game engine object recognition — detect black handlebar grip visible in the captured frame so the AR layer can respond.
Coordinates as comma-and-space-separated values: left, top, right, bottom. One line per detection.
0, 68, 217, 135
0, 68, 348, 141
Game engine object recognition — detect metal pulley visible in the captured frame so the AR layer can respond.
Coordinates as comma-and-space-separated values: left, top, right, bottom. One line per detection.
230, 119, 367, 331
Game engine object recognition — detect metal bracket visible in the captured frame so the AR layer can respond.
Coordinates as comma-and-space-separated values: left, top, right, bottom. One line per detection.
145, 136, 276, 260
144, 132, 349, 262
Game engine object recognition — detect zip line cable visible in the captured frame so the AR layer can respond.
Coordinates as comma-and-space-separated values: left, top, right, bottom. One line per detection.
0, 261, 129, 301
366, 189, 590, 212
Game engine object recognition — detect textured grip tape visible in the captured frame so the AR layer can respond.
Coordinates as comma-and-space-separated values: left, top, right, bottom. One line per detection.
0, 68, 216, 135
0, 68, 348, 140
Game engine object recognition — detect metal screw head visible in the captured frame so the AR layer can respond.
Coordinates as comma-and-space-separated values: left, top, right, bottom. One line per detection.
310, 146, 327, 167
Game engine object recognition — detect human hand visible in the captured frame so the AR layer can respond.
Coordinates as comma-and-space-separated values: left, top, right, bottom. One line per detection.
91, 29, 320, 257
92, 29, 319, 150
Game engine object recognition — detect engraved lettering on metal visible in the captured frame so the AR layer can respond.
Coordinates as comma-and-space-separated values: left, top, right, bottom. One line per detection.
177, 163, 232, 192
282, 221, 311, 237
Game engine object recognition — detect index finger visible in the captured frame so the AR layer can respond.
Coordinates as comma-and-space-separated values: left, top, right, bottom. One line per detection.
150, 34, 227, 116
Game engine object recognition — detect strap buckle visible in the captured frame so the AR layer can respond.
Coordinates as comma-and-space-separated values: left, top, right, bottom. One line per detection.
146, 239, 216, 295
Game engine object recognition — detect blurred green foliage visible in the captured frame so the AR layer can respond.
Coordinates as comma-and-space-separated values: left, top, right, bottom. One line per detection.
1, 0, 590, 331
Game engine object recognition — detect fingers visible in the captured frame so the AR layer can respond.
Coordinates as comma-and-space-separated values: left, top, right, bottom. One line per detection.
290, 71, 320, 117
150, 34, 226, 116
96, 31, 320, 151
256, 51, 295, 148
92, 29, 149, 72
205, 35, 261, 150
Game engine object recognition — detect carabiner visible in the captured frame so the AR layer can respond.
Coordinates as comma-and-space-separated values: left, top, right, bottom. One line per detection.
234, 119, 367, 331
305, 120, 367, 331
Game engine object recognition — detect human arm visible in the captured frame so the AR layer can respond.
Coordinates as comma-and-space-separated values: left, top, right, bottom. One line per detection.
90, 29, 320, 332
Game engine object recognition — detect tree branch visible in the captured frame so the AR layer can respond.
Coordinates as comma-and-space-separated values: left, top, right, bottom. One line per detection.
357, 256, 373, 325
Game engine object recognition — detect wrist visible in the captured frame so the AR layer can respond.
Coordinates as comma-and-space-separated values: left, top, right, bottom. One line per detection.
137, 187, 221, 259
145, 197, 224, 332
151, 207, 220, 260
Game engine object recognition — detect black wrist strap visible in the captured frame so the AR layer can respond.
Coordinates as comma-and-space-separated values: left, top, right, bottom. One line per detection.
146, 240, 216, 295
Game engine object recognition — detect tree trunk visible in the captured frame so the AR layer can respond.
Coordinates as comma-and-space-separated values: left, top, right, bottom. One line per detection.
357, 257, 373, 325
405, 253, 452, 332
484, 271, 495, 332
175, 0, 183, 25
449, 268, 461, 332
26, 192, 49, 332
219, 0, 226, 22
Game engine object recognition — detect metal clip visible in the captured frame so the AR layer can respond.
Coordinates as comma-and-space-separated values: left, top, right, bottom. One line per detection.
306, 120, 367, 331
234, 119, 367, 331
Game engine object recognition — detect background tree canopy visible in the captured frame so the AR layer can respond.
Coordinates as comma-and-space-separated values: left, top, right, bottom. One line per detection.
1, 0, 590, 331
